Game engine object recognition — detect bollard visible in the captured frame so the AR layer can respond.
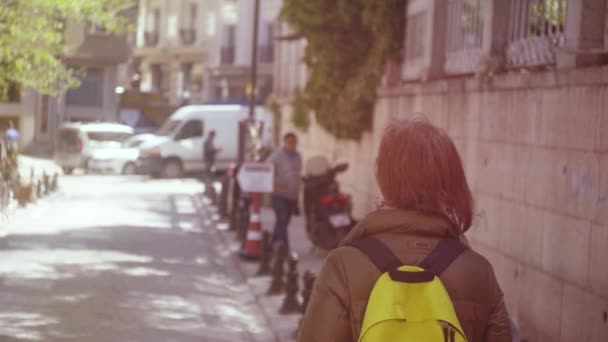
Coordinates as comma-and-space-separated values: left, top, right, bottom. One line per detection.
43, 172, 50, 195
279, 252, 301, 314
51, 173, 58, 192
300, 270, 316, 313
255, 231, 272, 276
36, 179, 43, 198
266, 242, 287, 295
293, 270, 317, 338
30, 168, 34, 183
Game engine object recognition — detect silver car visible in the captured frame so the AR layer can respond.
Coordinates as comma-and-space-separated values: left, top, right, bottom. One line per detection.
54, 123, 134, 174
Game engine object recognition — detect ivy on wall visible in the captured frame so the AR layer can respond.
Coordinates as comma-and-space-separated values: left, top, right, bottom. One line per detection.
290, 89, 310, 132
281, 0, 406, 140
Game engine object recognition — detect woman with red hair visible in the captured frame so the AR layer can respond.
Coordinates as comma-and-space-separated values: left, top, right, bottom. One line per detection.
298, 119, 511, 341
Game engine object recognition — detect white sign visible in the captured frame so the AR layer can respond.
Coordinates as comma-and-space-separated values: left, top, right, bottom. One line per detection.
237, 162, 274, 193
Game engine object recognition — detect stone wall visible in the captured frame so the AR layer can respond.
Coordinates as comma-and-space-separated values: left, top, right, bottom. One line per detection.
280, 65, 608, 342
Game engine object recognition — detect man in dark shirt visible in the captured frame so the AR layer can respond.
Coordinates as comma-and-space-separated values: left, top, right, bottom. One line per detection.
204, 130, 221, 174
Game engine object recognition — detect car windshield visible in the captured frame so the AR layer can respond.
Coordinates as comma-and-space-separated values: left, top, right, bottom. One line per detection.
86, 132, 133, 143
156, 120, 180, 136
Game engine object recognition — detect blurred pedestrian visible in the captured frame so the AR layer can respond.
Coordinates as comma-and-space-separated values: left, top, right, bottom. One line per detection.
203, 130, 220, 175
268, 132, 302, 250
298, 119, 511, 342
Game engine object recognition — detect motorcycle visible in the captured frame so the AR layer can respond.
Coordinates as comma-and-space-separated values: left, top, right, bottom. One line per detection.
302, 162, 356, 250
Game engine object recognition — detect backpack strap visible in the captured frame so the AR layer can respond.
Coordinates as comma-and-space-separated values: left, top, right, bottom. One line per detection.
348, 237, 402, 273
419, 239, 467, 276
349, 237, 467, 283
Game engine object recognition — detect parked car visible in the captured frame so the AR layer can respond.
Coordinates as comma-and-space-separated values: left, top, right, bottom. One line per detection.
137, 105, 274, 178
123, 133, 155, 148
86, 146, 139, 175
54, 122, 134, 174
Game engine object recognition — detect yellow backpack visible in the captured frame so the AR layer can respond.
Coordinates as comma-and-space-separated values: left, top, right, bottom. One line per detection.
349, 238, 469, 342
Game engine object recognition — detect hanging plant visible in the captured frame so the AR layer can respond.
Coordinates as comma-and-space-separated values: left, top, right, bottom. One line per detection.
281, 0, 406, 140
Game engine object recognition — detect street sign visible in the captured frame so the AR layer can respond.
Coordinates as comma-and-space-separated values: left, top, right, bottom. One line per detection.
237, 162, 274, 193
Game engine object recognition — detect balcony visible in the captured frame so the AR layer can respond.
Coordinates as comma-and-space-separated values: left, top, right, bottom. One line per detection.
220, 46, 235, 65
180, 28, 196, 45
144, 31, 159, 47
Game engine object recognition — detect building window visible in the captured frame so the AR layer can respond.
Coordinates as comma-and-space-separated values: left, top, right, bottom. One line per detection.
65, 68, 104, 107
444, 0, 485, 74
151, 64, 168, 95
0, 82, 21, 103
506, 0, 567, 67
259, 22, 274, 63
145, 8, 161, 46
89, 21, 107, 35
180, 3, 197, 45
221, 25, 236, 64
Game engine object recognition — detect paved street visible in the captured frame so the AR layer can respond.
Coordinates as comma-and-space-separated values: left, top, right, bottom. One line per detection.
0, 175, 275, 342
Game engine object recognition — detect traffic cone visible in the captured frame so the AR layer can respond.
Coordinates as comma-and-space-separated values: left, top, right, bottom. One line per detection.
239, 193, 263, 260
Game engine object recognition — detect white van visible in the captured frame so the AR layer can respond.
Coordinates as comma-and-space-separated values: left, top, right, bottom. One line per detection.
137, 105, 273, 178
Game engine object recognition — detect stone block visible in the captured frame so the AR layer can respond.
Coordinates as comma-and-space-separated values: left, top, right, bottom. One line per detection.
559, 284, 608, 342
479, 90, 542, 145
539, 87, 601, 151
475, 142, 530, 201
596, 154, 608, 225
447, 94, 469, 138
589, 224, 608, 298
563, 151, 600, 220
506, 205, 545, 268
524, 147, 569, 213
469, 193, 502, 249
516, 267, 563, 342
599, 88, 608, 153
541, 211, 591, 287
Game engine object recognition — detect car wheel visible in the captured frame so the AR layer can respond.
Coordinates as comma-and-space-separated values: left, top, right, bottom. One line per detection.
122, 162, 137, 175
62, 167, 74, 175
162, 159, 183, 178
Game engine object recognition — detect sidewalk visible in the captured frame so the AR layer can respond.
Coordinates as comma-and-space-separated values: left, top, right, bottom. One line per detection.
18, 155, 63, 184
0, 155, 63, 229
205, 198, 327, 342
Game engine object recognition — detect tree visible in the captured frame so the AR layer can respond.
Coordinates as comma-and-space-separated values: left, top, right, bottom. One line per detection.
0, 0, 134, 99
280, 0, 405, 140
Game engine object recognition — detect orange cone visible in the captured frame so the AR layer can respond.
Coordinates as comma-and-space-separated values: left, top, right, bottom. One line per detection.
239, 193, 263, 260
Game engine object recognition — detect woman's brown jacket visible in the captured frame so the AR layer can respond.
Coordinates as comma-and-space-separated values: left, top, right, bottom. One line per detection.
298, 209, 512, 342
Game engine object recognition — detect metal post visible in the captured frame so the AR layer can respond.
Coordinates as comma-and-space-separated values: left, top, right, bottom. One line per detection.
248, 0, 261, 122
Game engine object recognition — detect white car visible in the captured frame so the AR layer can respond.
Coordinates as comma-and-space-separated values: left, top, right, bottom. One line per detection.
87, 147, 140, 175
54, 122, 135, 174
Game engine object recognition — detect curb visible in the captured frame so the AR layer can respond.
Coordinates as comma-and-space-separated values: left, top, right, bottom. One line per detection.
192, 194, 283, 342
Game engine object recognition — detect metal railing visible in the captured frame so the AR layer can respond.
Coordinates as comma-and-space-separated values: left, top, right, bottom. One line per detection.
445, 0, 485, 74
506, 0, 567, 67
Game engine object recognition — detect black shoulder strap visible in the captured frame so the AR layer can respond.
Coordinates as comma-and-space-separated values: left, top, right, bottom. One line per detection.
419, 239, 467, 276
349, 237, 467, 276
348, 237, 402, 273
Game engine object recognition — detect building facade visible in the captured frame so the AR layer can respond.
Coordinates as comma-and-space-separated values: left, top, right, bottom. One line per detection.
134, 0, 280, 106
275, 1, 608, 341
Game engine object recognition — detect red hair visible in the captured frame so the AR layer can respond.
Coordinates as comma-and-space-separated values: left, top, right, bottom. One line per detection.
375, 118, 474, 234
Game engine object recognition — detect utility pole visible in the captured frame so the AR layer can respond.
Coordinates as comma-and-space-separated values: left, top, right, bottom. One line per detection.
248, 0, 260, 121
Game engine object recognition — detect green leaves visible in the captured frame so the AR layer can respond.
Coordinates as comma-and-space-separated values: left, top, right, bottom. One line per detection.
281, 0, 405, 140
0, 0, 134, 99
